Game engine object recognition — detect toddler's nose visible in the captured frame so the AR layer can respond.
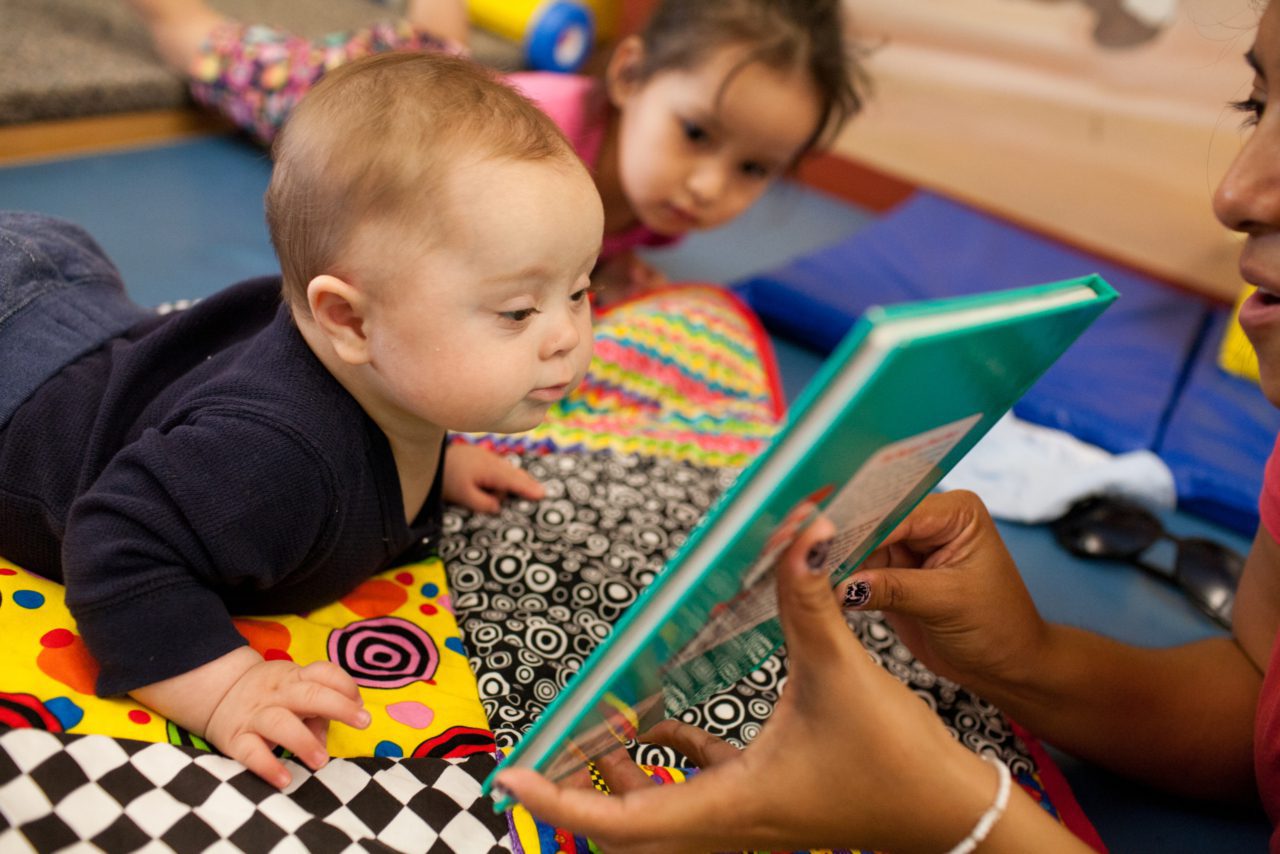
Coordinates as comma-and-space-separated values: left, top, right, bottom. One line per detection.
687, 160, 728, 206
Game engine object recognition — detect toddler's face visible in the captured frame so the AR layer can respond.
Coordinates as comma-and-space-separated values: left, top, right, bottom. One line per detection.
610, 45, 823, 237
361, 155, 602, 435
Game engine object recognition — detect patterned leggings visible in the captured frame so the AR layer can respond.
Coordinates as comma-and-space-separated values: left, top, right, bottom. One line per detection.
190, 21, 457, 146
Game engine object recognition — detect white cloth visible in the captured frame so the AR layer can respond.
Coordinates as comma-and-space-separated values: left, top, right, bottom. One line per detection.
939, 413, 1176, 523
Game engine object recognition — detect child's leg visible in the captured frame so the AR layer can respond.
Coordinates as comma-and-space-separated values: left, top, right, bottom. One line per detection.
123, 0, 229, 75
0, 213, 149, 429
189, 22, 458, 146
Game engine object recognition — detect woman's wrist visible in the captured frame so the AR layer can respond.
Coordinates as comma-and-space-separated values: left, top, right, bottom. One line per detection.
963, 618, 1062, 716
934, 747, 1092, 854
943, 756, 1011, 854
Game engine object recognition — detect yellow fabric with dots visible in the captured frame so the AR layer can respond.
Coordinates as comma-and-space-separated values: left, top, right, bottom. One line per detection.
1219, 285, 1261, 383
0, 555, 487, 757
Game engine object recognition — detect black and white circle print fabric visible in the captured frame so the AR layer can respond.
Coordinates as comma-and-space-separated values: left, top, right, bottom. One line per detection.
441, 452, 1036, 776
440, 452, 737, 763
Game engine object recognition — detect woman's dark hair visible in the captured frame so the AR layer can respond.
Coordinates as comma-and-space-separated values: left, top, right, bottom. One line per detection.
630, 0, 869, 158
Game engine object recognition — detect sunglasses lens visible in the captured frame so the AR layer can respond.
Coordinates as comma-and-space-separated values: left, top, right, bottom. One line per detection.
1052, 498, 1163, 558
1176, 538, 1245, 624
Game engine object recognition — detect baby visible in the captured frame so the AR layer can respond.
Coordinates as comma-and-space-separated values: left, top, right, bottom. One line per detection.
0, 51, 602, 788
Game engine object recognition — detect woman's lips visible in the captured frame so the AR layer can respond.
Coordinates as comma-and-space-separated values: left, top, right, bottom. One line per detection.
1238, 283, 1280, 340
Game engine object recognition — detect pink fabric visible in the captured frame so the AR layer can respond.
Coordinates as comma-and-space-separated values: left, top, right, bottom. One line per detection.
1257, 432, 1280, 851
506, 72, 679, 260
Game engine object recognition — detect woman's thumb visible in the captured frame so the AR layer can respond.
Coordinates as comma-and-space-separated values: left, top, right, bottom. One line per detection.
774, 518, 854, 659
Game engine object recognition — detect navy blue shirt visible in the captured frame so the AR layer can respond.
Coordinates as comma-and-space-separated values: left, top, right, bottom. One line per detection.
0, 277, 442, 695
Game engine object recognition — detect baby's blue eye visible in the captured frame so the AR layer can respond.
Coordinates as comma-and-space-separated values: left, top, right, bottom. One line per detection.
501, 307, 538, 322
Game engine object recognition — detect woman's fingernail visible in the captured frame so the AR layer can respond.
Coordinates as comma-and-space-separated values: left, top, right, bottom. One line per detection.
843, 579, 872, 609
806, 539, 832, 573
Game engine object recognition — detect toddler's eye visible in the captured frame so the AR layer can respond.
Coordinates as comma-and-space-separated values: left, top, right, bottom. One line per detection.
741, 161, 772, 180
500, 307, 539, 322
1230, 96, 1265, 128
570, 286, 592, 303
681, 119, 709, 144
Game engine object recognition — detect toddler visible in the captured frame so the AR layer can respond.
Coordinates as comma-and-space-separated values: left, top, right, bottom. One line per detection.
126, 0, 867, 301
0, 50, 602, 789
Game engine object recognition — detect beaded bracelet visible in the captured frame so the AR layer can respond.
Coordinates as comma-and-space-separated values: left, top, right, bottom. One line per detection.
944, 755, 1012, 854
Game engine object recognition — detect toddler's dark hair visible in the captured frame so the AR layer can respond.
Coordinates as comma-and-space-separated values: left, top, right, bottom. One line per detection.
630, 0, 867, 158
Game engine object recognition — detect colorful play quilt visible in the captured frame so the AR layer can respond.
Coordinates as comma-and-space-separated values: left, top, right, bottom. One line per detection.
0, 286, 1103, 851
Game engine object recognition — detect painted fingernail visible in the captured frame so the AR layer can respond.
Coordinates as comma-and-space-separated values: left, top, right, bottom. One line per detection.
806, 539, 832, 573
843, 579, 872, 609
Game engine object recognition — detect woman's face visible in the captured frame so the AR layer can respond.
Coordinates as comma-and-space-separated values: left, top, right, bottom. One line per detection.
1214, 1, 1280, 406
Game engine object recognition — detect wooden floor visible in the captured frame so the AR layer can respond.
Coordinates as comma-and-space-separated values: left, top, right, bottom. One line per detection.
834, 0, 1255, 303
0, 110, 233, 167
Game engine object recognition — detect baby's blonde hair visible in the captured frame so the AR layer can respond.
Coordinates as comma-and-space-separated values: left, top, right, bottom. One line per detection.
265, 51, 579, 310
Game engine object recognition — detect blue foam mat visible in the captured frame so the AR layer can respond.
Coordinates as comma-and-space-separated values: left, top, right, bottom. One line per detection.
1157, 308, 1279, 533
1, 138, 276, 306
732, 191, 1215, 455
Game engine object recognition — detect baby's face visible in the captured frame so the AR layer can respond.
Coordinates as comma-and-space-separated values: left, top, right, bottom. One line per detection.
611, 45, 823, 236
360, 155, 602, 436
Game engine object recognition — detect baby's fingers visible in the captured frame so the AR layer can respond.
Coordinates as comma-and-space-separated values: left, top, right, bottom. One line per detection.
488, 461, 545, 500
300, 660, 364, 702
227, 731, 293, 790
304, 715, 330, 747
286, 674, 372, 732
250, 705, 330, 773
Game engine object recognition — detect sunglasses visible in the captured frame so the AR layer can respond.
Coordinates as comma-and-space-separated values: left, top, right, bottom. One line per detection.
1049, 496, 1245, 629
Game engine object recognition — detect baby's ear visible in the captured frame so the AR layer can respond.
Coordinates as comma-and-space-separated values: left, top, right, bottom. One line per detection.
605, 35, 646, 107
306, 274, 371, 365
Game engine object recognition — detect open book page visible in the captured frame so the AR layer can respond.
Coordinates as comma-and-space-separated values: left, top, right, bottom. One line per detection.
662, 414, 982, 710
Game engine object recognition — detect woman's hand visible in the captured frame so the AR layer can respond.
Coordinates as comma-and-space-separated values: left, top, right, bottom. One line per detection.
847, 490, 1051, 696
494, 516, 1042, 853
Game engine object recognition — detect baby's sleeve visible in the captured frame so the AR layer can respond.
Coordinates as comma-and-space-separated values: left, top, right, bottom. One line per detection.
61, 411, 337, 696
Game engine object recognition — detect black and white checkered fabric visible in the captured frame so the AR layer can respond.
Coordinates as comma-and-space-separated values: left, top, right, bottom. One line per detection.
0, 728, 512, 852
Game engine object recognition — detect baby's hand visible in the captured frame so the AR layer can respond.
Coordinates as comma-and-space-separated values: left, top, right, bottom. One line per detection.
132, 647, 370, 789
204, 654, 369, 789
444, 442, 545, 513
590, 252, 670, 308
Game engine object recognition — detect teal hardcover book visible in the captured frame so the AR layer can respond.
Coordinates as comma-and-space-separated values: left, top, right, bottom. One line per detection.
486, 275, 1117, 796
